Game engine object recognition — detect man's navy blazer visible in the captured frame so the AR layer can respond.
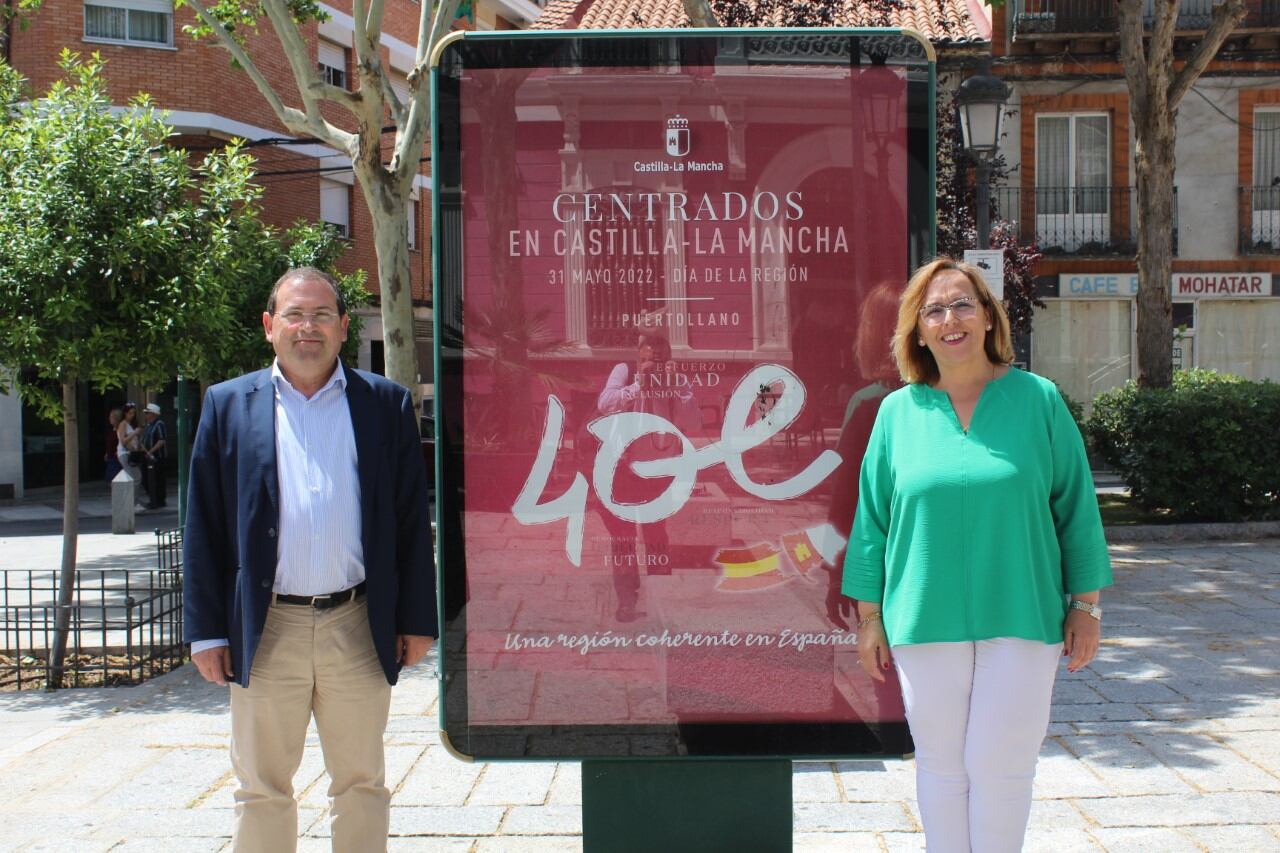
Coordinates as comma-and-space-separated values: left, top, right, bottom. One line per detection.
182, 365, 437, 687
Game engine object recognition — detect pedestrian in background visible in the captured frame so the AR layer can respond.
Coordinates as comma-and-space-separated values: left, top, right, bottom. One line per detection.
104, 407, 123, 482
843, 257, 1112, 853
183, 266, 437, 852
116, 402, 146, 507
140, 402, 167, 509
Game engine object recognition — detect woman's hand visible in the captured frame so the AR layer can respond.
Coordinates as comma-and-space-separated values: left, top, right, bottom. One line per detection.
1063, 608, 1102, 673
856, 614, 893, 683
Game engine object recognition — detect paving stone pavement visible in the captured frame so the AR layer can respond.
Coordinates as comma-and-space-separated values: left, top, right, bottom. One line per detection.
0, 538, 1278, 851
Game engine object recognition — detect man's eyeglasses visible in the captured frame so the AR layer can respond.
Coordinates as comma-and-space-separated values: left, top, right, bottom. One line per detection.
275, 310, 340, 327
919, 298, 979, 326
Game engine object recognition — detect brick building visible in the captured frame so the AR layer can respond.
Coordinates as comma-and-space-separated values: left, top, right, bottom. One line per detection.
0, 0, 543, 495
988, 4, 1280, 407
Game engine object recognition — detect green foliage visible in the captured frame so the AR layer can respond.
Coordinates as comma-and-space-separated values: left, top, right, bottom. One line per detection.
1087, 369, 1280, 521
0, 52, 266, 419
1055, 382, 1087, 447
199, 220, 370, 382
177, 0, 328, 45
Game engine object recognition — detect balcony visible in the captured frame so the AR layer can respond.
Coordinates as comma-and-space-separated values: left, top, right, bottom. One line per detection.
1239, 185, 1280, 253
992, 186, 1178, 257
1012, 0, 1280, 38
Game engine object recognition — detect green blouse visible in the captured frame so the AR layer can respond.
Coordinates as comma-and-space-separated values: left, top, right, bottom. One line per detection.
841, 367, 1112, 647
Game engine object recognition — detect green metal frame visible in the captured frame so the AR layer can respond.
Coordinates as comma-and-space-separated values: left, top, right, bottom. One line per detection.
429, 28, 937, 765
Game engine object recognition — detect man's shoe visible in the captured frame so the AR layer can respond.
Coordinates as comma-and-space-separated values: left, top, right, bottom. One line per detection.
616, 603, 638, 623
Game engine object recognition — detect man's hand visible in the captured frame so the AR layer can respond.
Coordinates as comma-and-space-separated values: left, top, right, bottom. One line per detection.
192, 647, 234, 686
397, 634, 435, 668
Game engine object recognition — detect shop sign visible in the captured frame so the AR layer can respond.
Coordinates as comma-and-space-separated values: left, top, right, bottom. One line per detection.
1059, 272, 1273, 298
1172, 272, 1268, 298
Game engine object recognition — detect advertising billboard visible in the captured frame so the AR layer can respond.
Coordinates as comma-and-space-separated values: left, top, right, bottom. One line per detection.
433, 30, 934, 759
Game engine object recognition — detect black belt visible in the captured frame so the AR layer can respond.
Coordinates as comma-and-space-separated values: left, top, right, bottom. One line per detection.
274, 582, 366, 609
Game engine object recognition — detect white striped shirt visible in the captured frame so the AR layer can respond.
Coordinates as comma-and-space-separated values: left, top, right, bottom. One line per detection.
190, 361, 363, 657
271, 359, 365, 595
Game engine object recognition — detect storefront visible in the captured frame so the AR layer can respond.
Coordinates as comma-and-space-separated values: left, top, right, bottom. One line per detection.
1032, 271, 1280, 408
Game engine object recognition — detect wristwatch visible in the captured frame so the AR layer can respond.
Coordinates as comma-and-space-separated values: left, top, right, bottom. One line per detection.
1069, 599, 1102, 620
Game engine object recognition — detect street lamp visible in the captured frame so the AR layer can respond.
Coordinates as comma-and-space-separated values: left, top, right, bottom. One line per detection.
955, 59, 1010, 249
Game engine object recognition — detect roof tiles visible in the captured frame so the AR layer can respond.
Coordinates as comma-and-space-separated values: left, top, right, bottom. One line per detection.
532, 0, 988, 44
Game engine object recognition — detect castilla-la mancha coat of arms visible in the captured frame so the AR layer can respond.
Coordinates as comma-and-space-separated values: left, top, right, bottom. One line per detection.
665, 116, 690, 157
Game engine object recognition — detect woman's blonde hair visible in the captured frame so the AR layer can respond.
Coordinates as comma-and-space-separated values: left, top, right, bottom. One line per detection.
891, 257, 1014, 385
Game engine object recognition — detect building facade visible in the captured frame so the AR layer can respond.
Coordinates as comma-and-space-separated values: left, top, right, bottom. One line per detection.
0, 0, 542, 495
989, 5, 1280, 408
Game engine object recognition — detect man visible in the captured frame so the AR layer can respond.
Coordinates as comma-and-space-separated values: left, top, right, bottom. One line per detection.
140, 402, 167, 509
183, 267, 436, 852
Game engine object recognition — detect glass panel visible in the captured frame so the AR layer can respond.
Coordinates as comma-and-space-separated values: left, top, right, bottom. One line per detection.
1253, 111, 1280, 212
1198, 301, 1280, 381
126, 9, 169, 44
84, 4, 127, 40
1036, 117, 1070, 215
1031, 300, 1132, 412
1074, 115, 1109, 215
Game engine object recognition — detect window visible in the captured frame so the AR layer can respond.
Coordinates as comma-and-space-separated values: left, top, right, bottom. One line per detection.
1252, 109, 1280, 211
1035, 114, 1110, 252
84, 0, 172, 47
406, 198, 417, 250
320, 179, 350, 238
318, 41, 348, 90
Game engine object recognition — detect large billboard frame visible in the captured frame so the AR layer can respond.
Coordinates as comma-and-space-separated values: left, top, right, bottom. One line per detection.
432, 28, 936, 762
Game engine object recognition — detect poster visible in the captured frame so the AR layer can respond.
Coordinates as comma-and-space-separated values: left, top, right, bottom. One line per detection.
435, 32, 931, 757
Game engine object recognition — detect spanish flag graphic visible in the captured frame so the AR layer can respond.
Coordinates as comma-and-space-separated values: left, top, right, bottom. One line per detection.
713, 542, 791, 591
780, 523, 847, 578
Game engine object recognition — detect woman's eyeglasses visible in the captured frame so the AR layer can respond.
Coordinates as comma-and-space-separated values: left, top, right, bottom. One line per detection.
919, 298, 979, 326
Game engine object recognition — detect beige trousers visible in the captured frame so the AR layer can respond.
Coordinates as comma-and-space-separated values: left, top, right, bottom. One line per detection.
229, 598, 393, 853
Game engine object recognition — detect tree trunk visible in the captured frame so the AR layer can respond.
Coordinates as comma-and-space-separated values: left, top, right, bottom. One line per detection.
682, 0, 720, 27
357, 168, 421, 414
48, 380, 79, 690
1133, 107, 1177, 388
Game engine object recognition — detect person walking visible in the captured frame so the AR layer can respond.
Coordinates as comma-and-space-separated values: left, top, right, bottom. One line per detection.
842, 257, 1112, 853
140, 402, 167, 509
183, 266, 437, 852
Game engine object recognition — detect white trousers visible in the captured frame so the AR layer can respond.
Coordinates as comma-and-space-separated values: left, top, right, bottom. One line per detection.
893, 638, 1062, 853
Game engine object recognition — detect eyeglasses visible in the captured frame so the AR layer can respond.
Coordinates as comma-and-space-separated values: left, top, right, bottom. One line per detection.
275, 310, 340, 327
919, 298, 979, 326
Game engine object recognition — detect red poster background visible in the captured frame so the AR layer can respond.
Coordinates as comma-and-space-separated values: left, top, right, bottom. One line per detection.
458, 61, 909, 726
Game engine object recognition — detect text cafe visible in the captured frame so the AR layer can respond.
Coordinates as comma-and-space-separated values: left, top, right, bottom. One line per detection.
1029, 271, 1280, 407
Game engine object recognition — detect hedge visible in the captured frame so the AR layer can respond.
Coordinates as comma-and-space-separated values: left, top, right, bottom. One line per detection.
1086, 369, 1280, 522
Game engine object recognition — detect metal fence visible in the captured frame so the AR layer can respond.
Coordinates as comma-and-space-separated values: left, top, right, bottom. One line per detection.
990, 186, 1178, 257
0, 528, 186, 691
1239, 186, 1280, 254
1012, 0, 1280, 36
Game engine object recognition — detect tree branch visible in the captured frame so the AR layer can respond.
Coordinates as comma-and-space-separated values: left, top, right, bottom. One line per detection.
1169, 0, 1248, 109
260, 0, 358, 129
681, 0, 720, 27
365, 0, 386, 44
396, 0, 460, 182
183, 0, 312, 134
1116, 0, 1150, 121
1148, 0, 1179, 81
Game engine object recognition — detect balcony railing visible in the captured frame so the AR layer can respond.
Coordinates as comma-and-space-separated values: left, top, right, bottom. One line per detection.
1239, 186, 1280, 254
991, 186, 1178, 257
1012, 0, 1280, 37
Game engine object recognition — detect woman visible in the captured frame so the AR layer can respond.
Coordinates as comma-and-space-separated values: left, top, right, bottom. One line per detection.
595, 330, 700, 621
842, 258, 1111, 852
116, 402, 144, 490
104, 408, 123, 482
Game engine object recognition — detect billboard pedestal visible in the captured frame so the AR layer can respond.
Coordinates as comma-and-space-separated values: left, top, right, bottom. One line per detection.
582, 759, 792, 852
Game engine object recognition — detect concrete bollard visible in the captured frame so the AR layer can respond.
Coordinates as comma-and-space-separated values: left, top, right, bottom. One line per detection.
111, 469, 136, 534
